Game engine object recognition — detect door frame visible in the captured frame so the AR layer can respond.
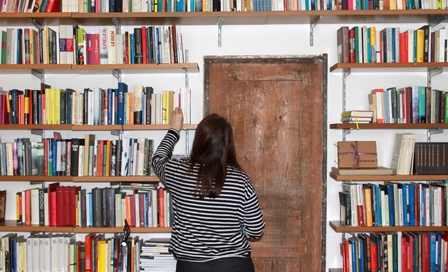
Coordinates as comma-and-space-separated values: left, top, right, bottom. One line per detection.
203, 55, 328, 271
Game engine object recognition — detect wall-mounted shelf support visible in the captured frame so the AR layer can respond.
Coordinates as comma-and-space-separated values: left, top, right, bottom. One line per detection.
429, 15, 447, 28
342, 128, 350, 141
217, 17, 223, 47
310, 15, 322, 46
429, 128, 443, 135
31, 129, 43, 136
112, 18, 122, 34
30, 181, 45, 189
31, 69, 43, 80
183, 50, 189, 88
113, 69, 122, 82
29, 18, 43, 31
341, 68, 352, 141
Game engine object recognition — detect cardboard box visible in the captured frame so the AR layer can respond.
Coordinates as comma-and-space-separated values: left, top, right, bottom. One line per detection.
337, 141, 378, 169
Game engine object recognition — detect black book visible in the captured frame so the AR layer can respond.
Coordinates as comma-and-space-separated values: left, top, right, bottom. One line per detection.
39, 188, 46, 225
148, 27, 154, 64
73, 25, 79, 65
71, 138, 80, 176
146, 27, 152, 64
32, 90, 40, 125
92, 187, 103, 227
83, 88, 91, 125
116, 139, 122, 177
171, 26, 177, 63
23, 138, 31, 176
24, 89, 30, 124
60, 91, 66, 124
116, 0, 122, 11
134, 28, 143, 64
66, 88, 75, 124
78, 243, 85, 272
102, 188, 107, 228
145, 87, 153, 124
104, 187, 118, 227
213, 0, 220, 11
38, 29, 43, 64
339, 191, 350, 227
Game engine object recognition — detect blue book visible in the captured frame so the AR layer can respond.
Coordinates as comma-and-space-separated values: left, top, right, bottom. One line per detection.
107, 88, 113, 125
89, 193, 93, 226
117, 82, 128, 125
391, 28, 396, 63
11, 237, 17, 272
66, 90, 71, 124
422, 187, 425, 225
131, 34, 135, 64
437, 233, 442, 272
123, 95, 127, 125
109, 0, 115, 11
387, 185, 395, 226
305, 0, 310, 10
376, 185, 382, 226
430, 233, 437, 272
52, 139, 57, 176
409, 184, 415, 226
371, 184, 379, 227
359, 238, 365, 272
17, 29, 22, 64
418, 86, 426, 122
351, 239, 357, 272
114, 89, 118, 125
403, 184, 408, 226
384, 89, 390, 123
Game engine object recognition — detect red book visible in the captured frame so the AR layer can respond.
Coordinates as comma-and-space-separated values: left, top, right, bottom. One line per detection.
93, 34, 100, 65
406, 87, 412, 124
371, 89, 385, 124
49, 191, 57, 226
56, 187, 64, 226
25, 190, 31, 225
158, 188, 165, 227
340, 240, 346, 272
99, 140, 104, 176
345, 238, 350, 271
349, 28, 355, 63
421, 233, 430, 272
69, 187, 76, 226
85, 233, 95, 272
356, 185, 366, 227
403, 32, 409, 63
403, 233, 413, 272
371, 240, 378, 272
86, 34, 94, 65
400, 33, 406, 63
63, 186, 70, 226
45, 0, 61, 12
19, 94, 24, 124
401, 236, 407, 272
142, 27, 147, 64
43, 139, 48, 176
41, 93, 45, 124
139, 193, 145, 227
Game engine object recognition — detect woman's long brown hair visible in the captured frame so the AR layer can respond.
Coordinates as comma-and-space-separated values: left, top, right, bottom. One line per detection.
189, 114, 241, 199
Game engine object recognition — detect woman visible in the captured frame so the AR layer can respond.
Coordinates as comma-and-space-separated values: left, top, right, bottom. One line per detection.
152, 108, 265, 272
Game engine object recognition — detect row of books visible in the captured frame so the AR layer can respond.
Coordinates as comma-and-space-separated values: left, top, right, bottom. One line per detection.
391, 133, 416, 175
0, 24, 184, 65
139, 238, 175, 272
0, 232, 163, 272
368, 86, 448, 124
0, 135, 156, 177
414, 142, 448, 175
14, 183, 172, 227
2, 0, 446, 13
341, 232, 448, 272
0, 83, 192, 125
340, 181, 448, 228
337, 25, 447, 64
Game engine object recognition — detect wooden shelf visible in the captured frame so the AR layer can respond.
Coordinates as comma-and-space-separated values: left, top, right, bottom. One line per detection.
330, 221, 448, 232
330, 62, 448, 72
0, 220, 73, 232
0, 220, 172, 233
71, 124, 197, 130
330, 123, 448, 130
329, 269, 343, 272
330, 172, 448, 181
72, 226, 172, 233
0, 64, 72, 70
0, 12, 71, 18
0, 124, 72, 130
0, 176, 72, 181
73, 176, 160, 182
70, 63, 199, 72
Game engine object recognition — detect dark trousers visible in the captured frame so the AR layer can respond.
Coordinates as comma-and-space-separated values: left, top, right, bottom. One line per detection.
176, 257, 255, 272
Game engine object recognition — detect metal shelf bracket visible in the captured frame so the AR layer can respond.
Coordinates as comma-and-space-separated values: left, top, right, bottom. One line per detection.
30, 181, 44, 186
310, 15, 322, 46
113, 69, 122, 82
112, 18, 122, 34
429, 15, 447, 28
429, 128, 443, 135
31, 129, 43, 136
217, 17, 223, 47
31, 69, 43, 80
183, 50, 189, 88
29, 18, 43, 31
429, 67, 443, 77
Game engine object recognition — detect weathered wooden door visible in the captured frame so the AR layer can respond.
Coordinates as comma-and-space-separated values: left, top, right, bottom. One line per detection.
204, 56, 327, 272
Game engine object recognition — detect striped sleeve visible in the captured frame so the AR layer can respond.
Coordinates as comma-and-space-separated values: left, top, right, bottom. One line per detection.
151, 129, 180, 186
243, 186, 265, 239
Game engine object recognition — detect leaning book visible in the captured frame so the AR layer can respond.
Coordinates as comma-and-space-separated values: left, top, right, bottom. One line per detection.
331, 166, 394, 175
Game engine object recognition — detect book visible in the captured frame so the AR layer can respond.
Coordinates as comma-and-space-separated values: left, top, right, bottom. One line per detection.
331, 166, 394, 175
341, 110, 374, 118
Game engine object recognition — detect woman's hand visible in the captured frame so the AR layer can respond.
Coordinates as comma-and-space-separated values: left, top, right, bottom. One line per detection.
171, 107, 184, 132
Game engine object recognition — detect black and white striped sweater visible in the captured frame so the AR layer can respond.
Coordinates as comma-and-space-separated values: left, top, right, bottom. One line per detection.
151, 129, 265, 262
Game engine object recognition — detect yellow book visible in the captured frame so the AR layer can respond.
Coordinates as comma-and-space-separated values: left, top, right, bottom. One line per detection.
98, 240, 106, 272
390, 0, 397, 9
16, 193, 20, 222
75, 195, 79, 226
45, 89, 50, 124
46, 27, 50, 64
168, 91, 174, 125
21, 242, 24, 271
125, 93, 130, 125
370, 27, 376, 46
162, 91, 168, 124
416, 29, 424, 62
364, 187, 372, 227
55, 89, 61, 124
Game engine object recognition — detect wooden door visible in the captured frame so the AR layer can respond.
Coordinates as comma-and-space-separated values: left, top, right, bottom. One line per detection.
204, 56, 327, 272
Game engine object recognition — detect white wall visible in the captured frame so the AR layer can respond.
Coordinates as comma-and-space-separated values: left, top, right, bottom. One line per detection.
1, 16, 448, 271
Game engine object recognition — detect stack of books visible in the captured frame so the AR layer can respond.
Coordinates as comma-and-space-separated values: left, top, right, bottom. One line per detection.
341, 110, 373, 123
140, 238, 176, 272
390, 133, 416, 175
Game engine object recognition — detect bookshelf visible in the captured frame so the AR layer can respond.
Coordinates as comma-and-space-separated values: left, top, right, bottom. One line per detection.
330, 221, 448, 233
330, 172, 448, 181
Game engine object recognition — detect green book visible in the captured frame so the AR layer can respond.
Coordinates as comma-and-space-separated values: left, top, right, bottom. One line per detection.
103, 145, 107, 176
392, 233, 398, 272
354, 26, 359, 63
414, 30, 418, 62
1, 31, 6, 65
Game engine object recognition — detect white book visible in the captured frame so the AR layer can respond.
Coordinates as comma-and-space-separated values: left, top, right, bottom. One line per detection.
150, 93, 156, 124
21, 191, 25, 225
137, 137, 145, 176
155, 93, 162, 124
57, 236, 65, 272
93, 87, 102, 125
115, 194, 122, 227
100, 27, 108, 64
59, 26, 67, 64
78, 145, 84, 176
180, 88, 191, 124
16, 240, 22, 272
132, 141, 137, 175
30, 188, 39, 225
121, 138, 129, 176
108, 27, 117, 64
135, 193, 140, 227
121, 198, 126, 226
51, 235, 59, 272
66, 25, 74, 65
11, 29, 16, 64
439, 27, 446, 62
132, 0, 141, 11
398, 188, 403, 226
141, 0, 147, 12
152, 189, 157, 227
43, 235, 51, 272
146, 191, 152, 227
176, 27, 183, 63
69, 243, 75, 272
116, 33, 123, 64
408, 29, 415, 62
86, 193, 92, 226
164, 190, 168, 226
32, 235, 40, 272
44, 192, 49, 226
26, 236, 33, 272
88, 88, 94, 125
